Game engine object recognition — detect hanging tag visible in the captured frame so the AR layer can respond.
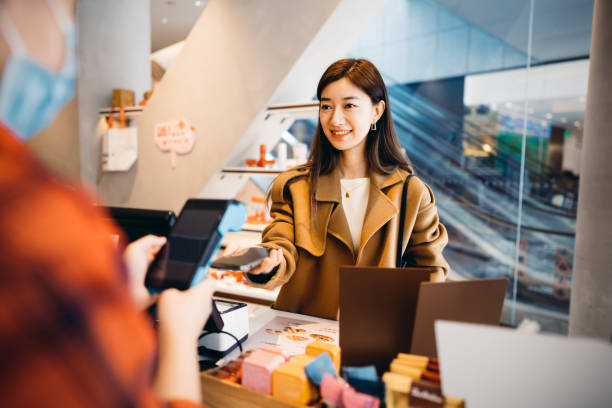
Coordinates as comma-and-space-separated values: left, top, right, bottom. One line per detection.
154, 118, 196, 169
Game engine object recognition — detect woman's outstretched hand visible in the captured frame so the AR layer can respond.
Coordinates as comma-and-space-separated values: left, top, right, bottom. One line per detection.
222, 242, 282, 275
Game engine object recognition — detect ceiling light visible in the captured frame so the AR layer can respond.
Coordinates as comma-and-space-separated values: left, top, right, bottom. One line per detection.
161, 17, 168, 24
545, 113, 552, 119
561, 117, 567, 123
504, 102, 513, 109
194, 0, 203, 6
482, 143, 492, 153
574, 121, 581, 127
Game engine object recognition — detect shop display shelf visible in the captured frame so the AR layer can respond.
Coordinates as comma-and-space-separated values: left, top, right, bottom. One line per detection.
98, 106, 144, 119
222, 166, 284, 174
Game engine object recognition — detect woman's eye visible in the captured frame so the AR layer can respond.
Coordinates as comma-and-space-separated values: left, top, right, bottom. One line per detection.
320, 104, 332, 111
345, 103, 356, 109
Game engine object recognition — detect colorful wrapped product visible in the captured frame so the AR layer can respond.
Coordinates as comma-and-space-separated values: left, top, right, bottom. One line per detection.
306, 340, 341, 371
271, 356, 318, 405
241, 349, 287, 394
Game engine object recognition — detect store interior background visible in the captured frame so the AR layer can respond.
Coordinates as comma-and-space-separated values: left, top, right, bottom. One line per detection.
27, 0, 598, 335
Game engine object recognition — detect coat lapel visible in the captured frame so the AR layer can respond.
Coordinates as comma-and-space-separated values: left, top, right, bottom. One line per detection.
316, 169, 355, 256
358, 169, 405, 259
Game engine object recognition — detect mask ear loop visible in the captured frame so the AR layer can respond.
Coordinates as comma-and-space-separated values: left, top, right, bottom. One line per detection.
0, 8, 27, 57
47, 0, 77, 76
47, 0, 72, 33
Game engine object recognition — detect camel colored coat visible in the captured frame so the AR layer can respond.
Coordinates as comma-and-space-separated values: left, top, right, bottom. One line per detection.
246, 166, 449, 320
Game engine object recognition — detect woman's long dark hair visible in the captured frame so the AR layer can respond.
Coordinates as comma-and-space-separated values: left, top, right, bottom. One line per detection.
307, 58, 412, 207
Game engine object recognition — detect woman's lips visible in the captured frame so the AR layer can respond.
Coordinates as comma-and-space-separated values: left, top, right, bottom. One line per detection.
331, 129, 351, 139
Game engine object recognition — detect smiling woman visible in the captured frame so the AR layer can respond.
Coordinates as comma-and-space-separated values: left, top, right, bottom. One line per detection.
319, 77, 385, 162
224, 58, 450, 320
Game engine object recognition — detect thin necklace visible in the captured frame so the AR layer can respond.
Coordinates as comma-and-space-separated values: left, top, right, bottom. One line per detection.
342, 179, 367, 198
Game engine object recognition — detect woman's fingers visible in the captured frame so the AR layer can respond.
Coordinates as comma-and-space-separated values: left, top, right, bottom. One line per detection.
247, 249, 282, 275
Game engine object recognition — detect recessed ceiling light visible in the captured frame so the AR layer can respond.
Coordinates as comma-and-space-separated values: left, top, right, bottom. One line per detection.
161, 17, 168, 24
545, 113, 552, 119
561, 117, 567, 123
504, 102, 513, 109
574, 121, 581, 127
194, 0, 203, 6
482, 143, 492, 153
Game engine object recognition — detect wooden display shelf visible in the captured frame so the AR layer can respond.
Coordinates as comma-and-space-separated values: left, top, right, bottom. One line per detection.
98, 106, 144, 119
201, 371, 321, 408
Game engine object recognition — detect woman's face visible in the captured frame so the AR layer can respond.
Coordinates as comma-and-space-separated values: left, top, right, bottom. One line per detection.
319, 77, 384, 154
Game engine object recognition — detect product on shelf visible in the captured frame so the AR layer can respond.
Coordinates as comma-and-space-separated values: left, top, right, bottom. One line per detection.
305, 340, 341, 371
383, 353, 464, 408
304, 352, 337, 386
272, 355, 318, 405
241, 348, 287, 394
112, 88, 134, 108
207, 347, 466, 408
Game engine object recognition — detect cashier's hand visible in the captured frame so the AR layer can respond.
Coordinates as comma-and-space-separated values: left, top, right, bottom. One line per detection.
123, 235, 167, 309
156, 277, 216, 341
223, 243, 282, 275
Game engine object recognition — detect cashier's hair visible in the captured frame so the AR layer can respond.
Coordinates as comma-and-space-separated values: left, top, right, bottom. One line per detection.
306, 58, 412, 207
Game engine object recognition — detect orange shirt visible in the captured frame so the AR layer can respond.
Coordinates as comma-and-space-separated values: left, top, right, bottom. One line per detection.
0, 123, 202, 407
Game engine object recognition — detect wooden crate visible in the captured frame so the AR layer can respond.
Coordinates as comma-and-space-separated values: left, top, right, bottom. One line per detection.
200, 371, 321, 408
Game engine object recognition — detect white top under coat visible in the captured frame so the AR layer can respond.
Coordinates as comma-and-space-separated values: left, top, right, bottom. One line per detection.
340, 177, 370, 253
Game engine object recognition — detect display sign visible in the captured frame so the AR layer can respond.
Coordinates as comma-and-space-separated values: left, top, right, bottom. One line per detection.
154, 118, 196, 169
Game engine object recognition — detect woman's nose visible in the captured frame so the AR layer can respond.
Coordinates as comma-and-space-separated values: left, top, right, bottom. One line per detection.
331, 108, 345, 125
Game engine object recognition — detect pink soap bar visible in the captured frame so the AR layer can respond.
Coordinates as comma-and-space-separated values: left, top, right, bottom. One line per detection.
260, 345, 290, 361
241, 349, 286, 394
342, 387, 380, 408
321, 374, 349, 406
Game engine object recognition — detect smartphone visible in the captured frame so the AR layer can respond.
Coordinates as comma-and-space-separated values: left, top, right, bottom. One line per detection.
211, 247, 270, 271
145, 199, 246, 291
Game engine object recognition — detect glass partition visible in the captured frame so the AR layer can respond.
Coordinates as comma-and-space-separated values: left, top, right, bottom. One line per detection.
346, 0, 593, 333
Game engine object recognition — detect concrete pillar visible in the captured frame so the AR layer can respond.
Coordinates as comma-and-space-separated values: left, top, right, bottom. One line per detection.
76, 0, 151, 185
569, 0, 612, 341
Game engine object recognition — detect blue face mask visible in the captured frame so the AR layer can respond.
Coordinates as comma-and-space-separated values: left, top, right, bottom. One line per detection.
0, 0, 77, 140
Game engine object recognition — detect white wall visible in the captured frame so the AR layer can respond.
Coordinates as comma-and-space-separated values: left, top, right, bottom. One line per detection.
76, 0, 152, 186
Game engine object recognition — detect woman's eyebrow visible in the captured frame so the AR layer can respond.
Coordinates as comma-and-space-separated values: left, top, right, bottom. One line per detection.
320, 96, 360, 101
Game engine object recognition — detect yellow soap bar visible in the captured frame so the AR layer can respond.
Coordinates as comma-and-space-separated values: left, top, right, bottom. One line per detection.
383, 372, 412, 408
395, 354, 429, 370
444, 396, 465, 408
306, 341, 341, 371
382, 371, 412, 393
390, 360, 423, 379
290, 354, 314, 365
272, 361, 318, 405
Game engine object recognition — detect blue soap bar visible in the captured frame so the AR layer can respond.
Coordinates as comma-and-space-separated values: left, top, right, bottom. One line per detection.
342, 365, 378, 382
305, 352, 337, 386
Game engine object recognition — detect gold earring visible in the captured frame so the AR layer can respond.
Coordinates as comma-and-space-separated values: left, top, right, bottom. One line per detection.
371, 122, 377, 131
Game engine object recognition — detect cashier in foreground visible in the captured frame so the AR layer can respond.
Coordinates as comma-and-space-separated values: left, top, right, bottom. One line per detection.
0, 0, 214, 406
225, 58, 450, 320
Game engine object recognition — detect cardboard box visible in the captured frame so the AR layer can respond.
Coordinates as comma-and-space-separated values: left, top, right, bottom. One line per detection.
112, 89, 135, 108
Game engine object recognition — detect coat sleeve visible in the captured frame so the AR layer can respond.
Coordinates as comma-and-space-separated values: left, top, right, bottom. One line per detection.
243, 173, 300, 289
406, 179, 450, 282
